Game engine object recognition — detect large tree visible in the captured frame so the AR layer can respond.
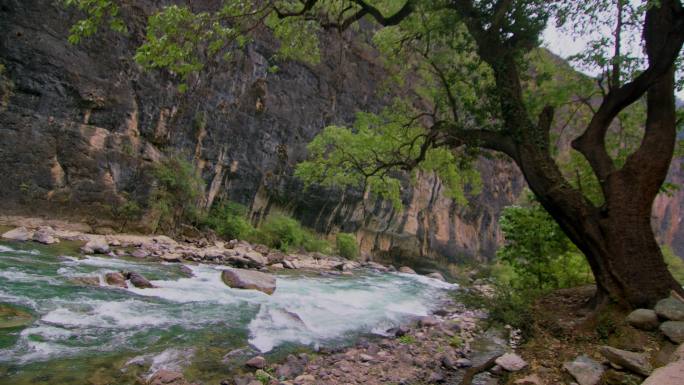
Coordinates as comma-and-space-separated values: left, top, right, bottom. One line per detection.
63, 0, 684, 307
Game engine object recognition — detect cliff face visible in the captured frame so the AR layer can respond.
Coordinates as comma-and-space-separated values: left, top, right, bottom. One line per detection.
0, 0, 681, 264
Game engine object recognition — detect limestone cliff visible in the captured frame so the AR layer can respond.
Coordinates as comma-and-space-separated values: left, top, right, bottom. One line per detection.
0, 0, 680, 264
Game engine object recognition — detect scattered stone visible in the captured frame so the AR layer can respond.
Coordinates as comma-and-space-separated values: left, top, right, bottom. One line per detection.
33, 227, 59, 244
387, 325, 409, 337
283, 260, 298, 269
495, 353, 528, 372
426, 272, 445, 281
514, 374, 544, 385
68, 276, 100, 286
2, 227, 33, 241
160, 253, 182, 263
641, 360, 684, 385
419, 316, 440, 327
655, 297, 684, 321
131, 249, 150, 258
602, 369, 643, 385
105, 272, 128, 288
293, 374, 315, 384
125, 271, 155, 289
600, 346, 652, 376
428, 371, 445, 383
661, 321, 684, 344
0, 304, 33, 329
221, 268, 276, 295
245, 356, 266, 369
456, 358, 473, 368
82, 238, 109, 254
626, 309, 659, 330
399, 266, 416, 274
563, 355, 606, 385
147, 369, 189, 385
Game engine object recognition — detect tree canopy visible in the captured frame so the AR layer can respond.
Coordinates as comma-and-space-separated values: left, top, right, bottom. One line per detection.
62, 0, 684, 307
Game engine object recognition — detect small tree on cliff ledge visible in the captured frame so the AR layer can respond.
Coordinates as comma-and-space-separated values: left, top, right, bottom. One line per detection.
63, 0, 684, 308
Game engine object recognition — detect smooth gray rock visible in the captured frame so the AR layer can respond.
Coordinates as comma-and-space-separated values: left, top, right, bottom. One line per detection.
655, 297, 684, 321
124, 271, 155, 289
398, 266, 416, 274
32, 227, 59, 244
495, 353, 527, 372
245, 355, 266, 369
641, 360, 684, 385
2, 227, 33, 241
563, 355, 605, 385
626, 308, 659, 330
661, 321, 684, 344
82, 238, 109, 254
221, 268, 276, 295
600, 346, 652, 376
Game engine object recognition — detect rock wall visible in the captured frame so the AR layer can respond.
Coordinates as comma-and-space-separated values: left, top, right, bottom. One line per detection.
0, 0, 680, 264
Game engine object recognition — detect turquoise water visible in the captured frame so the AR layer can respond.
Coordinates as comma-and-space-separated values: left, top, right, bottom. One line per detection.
0, 241, 456, 384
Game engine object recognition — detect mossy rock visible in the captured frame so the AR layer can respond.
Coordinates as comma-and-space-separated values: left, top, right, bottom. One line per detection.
0, 303, 33, 329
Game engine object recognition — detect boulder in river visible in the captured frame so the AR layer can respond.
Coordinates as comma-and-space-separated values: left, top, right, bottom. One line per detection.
82, 238, 110, 254
124, 271, 155, 289
105, 272, 128, 288
655, 297, 684, 321
600, 345, 652, 376
2, 226, 33, 241
221, 268, 276, 295
626, 309, 659, 330
68, 276, 100, 286
32, 227, 59, 244
0, 303, 33, 329
399, 266, 416, 274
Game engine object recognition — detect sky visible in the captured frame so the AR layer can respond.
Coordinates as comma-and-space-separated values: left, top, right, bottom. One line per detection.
542, 24, 684, 100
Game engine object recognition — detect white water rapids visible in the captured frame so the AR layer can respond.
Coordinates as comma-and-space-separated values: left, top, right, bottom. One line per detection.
0, 242, 457, 369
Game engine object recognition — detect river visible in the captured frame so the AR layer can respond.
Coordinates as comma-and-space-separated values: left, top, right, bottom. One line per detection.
0, 241, 456, 384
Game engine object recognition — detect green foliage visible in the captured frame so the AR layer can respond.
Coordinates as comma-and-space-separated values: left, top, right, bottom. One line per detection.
60, 0, 126, 44
251, 214, 331, 253
295, 101, 482, 210
397, 335, 416, 345
448, 335, 463, 348
110, 198, 142, 231
336, 233, 359, 260
149, 156, 205, 233
663, 246, 684, 284
454, 284, 534, 335
204, 201, 255, 240
497, 195, 593, 291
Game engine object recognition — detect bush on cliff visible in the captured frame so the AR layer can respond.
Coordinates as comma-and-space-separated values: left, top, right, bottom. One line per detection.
204, 201, 255, 240
251, 214, 331, 254
149, 156, 205, 233
336, 233, 359, 260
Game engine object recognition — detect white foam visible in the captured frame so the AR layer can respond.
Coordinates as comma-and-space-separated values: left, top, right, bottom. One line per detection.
42, 299, 171, 329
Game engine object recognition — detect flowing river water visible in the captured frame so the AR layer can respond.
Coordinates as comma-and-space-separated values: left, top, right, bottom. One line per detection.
0, 241, 457, 384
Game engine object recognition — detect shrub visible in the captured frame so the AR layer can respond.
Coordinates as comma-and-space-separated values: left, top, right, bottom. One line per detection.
336, 233, 359, 260
110, 198, 142, 231
251, 214, 332, 253
497, 198, 593, 291
204, 201, 254, 240
149, 156, 205, 233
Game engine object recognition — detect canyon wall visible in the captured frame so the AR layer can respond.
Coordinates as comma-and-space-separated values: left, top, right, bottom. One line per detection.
0, 0, 680, 264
